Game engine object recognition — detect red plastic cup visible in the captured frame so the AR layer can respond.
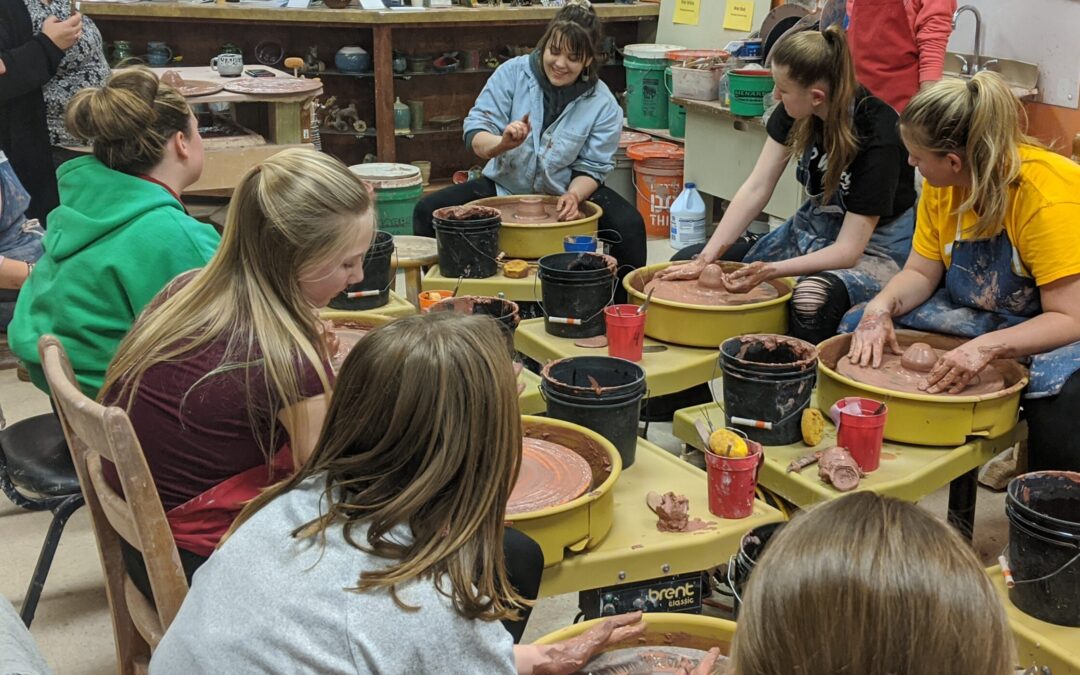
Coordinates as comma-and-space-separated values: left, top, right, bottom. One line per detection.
704, 439, 763, 519
835, 397, 888, 472
604, 304, 647, 362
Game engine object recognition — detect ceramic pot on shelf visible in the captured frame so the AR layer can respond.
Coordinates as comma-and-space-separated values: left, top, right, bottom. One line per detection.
335, 46, 371, 74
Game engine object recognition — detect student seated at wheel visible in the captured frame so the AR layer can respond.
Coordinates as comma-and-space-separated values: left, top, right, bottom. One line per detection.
660, 27, 916, 344
9, 66, 219, 396
412, 0, 646, 289
97, 148, 372, 598
729, 492, 1015, 675
847, 72, 1080, 473
150, 313, 724, 675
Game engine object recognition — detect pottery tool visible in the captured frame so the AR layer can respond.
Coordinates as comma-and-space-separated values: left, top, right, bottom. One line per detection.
640, 345, 668, 354
450, 274, 464, 298
637, 287, 654, 315
284, 57, 304, 78
730, 416, 773, 431
345, 289, 382, 299
708, 428, 749, 458
547, 316, 584, 325
998, 555, 1015, 588
693, 418, 714, 449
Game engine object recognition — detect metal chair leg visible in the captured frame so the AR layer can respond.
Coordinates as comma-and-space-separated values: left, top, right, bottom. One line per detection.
19, 493, 85, 627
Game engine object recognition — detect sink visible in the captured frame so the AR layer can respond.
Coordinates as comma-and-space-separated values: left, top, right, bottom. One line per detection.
943, 53, 1039, 99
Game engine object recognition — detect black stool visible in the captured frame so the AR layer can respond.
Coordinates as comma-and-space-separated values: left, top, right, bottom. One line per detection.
0, 412, 83, 627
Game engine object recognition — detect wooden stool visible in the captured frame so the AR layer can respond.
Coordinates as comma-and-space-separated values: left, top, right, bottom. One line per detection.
392, 235, 439, 307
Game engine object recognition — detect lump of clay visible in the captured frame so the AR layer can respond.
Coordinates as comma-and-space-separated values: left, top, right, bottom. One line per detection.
161, 70, 184, 87
646, 491, 714, 533
818, 446, 863, 492
900, 342, 937, 373
697, 263, 727, 290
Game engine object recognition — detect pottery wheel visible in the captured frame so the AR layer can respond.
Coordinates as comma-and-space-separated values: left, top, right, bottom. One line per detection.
507, 438, 592, 516
582, 647, 724, 674
643, 277, 779, 306
223, 77, 322, 96
176, 80, 225, 97
499, 197, 561, 225
836, 347, 1006, 396
328, 321, 372, 371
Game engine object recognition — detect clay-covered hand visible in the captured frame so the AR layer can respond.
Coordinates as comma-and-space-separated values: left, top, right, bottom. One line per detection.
533, 611, 647, 675
674, 647, 722, 675
556, 193, 582, 222
655, 258, 706, 281
922, 341, 1002, 394
41, 13, 83, 51
500, 112, 532, 152
848, 308, 902, 368
723, 261, 774, 294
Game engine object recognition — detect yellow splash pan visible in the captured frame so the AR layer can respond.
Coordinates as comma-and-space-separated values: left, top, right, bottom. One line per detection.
623, 261, 793, 348
534, 612, 735, 656
316, 311, 397, 329
319, 290, 417, 319
509, 416, 622, 567
816, 330, 1028, 446
468, 194, 601, 260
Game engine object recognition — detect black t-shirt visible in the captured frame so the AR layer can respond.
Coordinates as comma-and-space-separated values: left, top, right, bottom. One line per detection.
766, 89, 915, 218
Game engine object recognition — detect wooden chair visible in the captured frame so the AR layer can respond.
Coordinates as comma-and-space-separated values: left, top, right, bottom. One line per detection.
39, 335, 188, 674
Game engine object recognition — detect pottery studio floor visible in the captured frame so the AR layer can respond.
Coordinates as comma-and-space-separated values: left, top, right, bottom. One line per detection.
0, 238, 1014, 673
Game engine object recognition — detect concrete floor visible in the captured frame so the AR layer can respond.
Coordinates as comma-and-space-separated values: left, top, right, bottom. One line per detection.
0, 238, 1013, 672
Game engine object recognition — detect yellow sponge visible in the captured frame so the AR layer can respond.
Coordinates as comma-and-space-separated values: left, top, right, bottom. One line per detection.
709, 428, 749, 458
801, 408, 826, 446
503, 260, 529, 278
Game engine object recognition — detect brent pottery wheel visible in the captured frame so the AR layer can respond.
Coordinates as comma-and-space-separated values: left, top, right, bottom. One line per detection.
318, 312, 395, 371
623, 261, 793, 348
817, 330, 1028, 446
508, 416, 622, 567
467, 195, 602, 259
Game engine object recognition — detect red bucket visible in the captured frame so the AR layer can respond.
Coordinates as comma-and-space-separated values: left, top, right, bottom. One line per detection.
704, 437, 763, 519
834, 397, 888, 472
604, 304, 647, 362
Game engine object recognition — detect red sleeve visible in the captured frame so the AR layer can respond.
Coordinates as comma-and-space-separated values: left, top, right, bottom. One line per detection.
912, 0, 957, 83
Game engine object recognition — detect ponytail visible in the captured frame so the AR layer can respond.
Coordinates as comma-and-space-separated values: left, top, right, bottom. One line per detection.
901, 71, 1037, 238
771, 26, 860, 203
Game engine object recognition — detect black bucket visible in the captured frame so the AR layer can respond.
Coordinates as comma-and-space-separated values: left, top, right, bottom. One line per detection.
428, 295, 521, 336
329, 230, 394, 311
432, 205, 501, 279
540, 356, 645, 468
1005, 471, 1080, 627
538, 252, 614, 339
719, 335, 817, 445
726, 521, 785, 616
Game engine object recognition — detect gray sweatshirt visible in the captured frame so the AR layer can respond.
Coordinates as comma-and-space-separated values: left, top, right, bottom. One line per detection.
150, 476, 517, 674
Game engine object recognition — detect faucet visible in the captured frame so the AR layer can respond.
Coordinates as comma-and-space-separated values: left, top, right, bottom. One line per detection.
952, 5, 982, 75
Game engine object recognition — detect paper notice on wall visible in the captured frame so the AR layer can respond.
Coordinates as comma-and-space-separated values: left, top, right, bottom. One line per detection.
672, 0, 701, 25
723, 0, 755, 32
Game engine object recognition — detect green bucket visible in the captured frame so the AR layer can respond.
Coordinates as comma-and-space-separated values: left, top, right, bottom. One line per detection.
728, 71, 775, 117
665, 66, 686, 139
348, 163, 424, 236
624, 44, 682, 129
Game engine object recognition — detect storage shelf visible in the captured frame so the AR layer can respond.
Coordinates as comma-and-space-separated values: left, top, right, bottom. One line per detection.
320, 125, 463, 139
321, 67, 497, 80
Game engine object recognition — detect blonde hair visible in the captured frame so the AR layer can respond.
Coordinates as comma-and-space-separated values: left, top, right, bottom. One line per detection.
771, 26, 860, 203
730, 492, 1014, 675
101, 148, 373, 459
65, 66, 192, 174
901, 71, 1038, 238
232, 313, 527, 621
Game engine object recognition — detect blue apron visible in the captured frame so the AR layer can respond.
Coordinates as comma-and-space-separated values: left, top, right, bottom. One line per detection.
743, 145, 915, 308
841, 213, 1080, 398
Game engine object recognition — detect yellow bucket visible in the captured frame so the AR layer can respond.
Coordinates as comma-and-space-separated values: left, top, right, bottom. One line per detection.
623, 261, 793, 348
816, 330, 1028, 446
468, 195, 601, 260
534, 612, 736, 656
509, 416, 622, 567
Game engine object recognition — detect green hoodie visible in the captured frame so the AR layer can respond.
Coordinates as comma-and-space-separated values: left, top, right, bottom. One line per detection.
9, 156, 220, 397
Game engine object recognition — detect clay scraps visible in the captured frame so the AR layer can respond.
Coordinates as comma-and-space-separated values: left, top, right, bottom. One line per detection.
786, 446, 864, 492
646, 491, 715, 532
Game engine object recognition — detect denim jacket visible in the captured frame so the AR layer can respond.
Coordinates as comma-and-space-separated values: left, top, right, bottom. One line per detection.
463, 55, 622, 196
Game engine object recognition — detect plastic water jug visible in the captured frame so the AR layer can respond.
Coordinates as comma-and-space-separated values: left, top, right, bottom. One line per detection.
670, 182, 707, 249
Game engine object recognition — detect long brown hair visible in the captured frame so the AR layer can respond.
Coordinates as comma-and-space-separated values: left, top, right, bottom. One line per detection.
730, 492, 1014, 675
65, 66, 192, 174
771, 26, 860, 203
534, 0, 605, 83
101, 148, 373, 459
901, 71, 1038, 238
232, 313, 527, 621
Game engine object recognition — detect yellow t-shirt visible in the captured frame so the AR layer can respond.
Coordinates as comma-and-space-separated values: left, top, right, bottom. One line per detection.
912, 145, 1080, 286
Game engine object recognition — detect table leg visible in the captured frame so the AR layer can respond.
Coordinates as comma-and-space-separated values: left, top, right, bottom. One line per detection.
404, 269, 421, 308
947, 467, 979, 541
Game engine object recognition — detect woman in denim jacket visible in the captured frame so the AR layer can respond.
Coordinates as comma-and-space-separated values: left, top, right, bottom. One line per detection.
413, 1, 646, 289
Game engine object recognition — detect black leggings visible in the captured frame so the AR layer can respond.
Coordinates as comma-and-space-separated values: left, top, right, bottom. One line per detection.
413, 178, 647, 302
1025, 368, 1080, 472
670, 240, 852, 344
122, 524, 545, 643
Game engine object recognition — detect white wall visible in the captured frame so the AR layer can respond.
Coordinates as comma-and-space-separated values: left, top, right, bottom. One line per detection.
655, 0, 774, 49
947, 0, 1080, 108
